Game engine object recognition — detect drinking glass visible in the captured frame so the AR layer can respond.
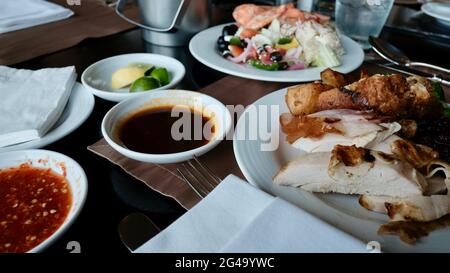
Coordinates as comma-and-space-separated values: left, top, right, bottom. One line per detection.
335, 0, 394, 49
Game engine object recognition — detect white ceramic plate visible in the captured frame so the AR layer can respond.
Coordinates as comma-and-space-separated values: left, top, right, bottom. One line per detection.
422, 3, 450, 23
189, 23, 364, 82
81, 53, 186, 102
0, 149, 88, 253
102, 90, 232, 164
0, 83, 95, 153
233, 87, 450, 253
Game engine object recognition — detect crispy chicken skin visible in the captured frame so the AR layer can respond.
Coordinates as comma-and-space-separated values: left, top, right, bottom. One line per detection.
346, 74, 410, 117
286, 84, 358, 115
286, 70, 443, 119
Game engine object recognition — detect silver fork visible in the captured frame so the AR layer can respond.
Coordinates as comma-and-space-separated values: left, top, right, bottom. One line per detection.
177, 156, 221, 198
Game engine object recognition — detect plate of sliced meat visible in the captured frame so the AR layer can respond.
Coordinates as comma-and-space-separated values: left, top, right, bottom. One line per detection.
233, 68, 450, 252
189, 3, 364, 82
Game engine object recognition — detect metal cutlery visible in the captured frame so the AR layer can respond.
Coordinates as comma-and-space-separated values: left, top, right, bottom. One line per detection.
369, 36, 450, 75
118, 212, 160, 252
177, 156, 222, 198
366, 59, 450, 86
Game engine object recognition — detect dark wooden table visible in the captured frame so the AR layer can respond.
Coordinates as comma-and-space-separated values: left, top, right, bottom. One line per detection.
13, 29, 227, 253
10, 17, 450, 253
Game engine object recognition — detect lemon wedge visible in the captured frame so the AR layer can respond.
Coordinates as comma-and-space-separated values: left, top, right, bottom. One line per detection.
111, 64, 151, 90
275, 37, 300, 50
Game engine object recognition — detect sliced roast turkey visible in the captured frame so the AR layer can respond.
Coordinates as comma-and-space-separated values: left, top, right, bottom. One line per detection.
273, 145, 428, 198
359, 161, 450, 222
280, 109, 401, 153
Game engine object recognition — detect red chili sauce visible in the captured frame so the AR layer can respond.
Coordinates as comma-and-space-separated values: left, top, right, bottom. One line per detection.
0, 164, 72, 253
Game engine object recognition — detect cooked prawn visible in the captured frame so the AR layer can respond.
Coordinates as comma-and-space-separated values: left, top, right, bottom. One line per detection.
233, 4, 288, 30
233, 3, 330, 30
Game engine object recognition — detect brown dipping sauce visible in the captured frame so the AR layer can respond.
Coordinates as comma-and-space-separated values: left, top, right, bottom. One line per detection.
118, 105, 215, 154
0, 164, 72, 253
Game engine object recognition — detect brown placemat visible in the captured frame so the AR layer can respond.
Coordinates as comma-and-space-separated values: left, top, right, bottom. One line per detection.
87, 62, 450, 210
87, 75, 290, 209
0, 0, 139, 65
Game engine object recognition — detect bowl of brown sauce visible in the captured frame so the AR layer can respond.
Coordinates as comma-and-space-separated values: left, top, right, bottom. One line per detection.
101, 90, 232, 163
0, 149, 87, 253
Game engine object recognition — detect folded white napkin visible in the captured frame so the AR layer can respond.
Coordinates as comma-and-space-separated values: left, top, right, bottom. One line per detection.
0, 66, 76, 147
0, 0, 74, 34
135, 175, 367, 253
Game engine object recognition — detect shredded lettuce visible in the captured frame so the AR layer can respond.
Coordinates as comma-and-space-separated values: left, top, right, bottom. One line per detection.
431, 81, 450, 117
432, 81, 445, 101
312, 45, 341, 67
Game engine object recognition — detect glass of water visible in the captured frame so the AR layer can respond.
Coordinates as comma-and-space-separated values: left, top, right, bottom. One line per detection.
335, 0, 394, 49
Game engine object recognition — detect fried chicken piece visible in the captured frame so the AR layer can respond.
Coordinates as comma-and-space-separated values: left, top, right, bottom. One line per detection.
285, 83, 330, 115
346, 74, 442, 119
346, 74, 411, 117
286, 84, 358, 115
285, 70, 443, 119
316, 88, 360, 112
320, 68, 347, 88
407, 76, 443, 119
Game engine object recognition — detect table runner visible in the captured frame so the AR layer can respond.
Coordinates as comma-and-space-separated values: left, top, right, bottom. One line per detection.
0, 0, 139, 65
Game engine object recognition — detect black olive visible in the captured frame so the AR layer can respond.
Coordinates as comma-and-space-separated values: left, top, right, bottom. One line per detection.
222, 24, 238, 36
222, 50, 232, 58
270, 51, 283, 62
217, 35, 228, 52
278, 62, 289, 70
217, 35, 226, 45
257, 46, 266, 55
217, 42, 228, 52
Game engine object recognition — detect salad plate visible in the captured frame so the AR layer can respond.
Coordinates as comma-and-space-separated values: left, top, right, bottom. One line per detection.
189, 23, 364, 83
233, 86, 450, 253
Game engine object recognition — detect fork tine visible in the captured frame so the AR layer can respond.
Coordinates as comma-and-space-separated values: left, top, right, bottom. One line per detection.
192, 155, 222, 185
177, 156, 222, 199
186, 160, 217, 192
178, 164, 208, 198
177, 168, 204, 198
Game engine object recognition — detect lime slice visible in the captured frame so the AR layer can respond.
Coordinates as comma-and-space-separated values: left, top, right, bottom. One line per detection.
150, 67, 170, 86
144, 67, 155, 76
129, 76, 161, 92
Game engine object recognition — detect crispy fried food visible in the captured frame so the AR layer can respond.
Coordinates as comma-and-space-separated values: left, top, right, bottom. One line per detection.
378, 214, 450, 245
398, 119, 417, 138
320, 68, 347, 88
407, 76, 443, 119
316, 88, 359, 111
346, 74, 443, 119
285, 69, 443, 119
285, 84, 358, 115
285, 83, 330, 115
360, 69, 370, 79
346, 74, 410, 117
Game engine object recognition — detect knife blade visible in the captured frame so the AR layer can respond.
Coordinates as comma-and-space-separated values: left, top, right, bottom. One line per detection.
365, 60, 450, 86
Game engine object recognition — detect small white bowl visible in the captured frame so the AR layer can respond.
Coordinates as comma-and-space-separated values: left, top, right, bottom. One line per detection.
102, 90, 232, 164
0, 149, 88, 253
81, 53, 186, 102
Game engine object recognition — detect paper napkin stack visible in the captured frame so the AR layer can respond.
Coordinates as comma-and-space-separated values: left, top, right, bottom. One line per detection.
0, 66, 76, 147
0, 0, 74, 34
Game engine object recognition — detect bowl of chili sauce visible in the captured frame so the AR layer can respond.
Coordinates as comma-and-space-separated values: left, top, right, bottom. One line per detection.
0, 150, 87, 253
